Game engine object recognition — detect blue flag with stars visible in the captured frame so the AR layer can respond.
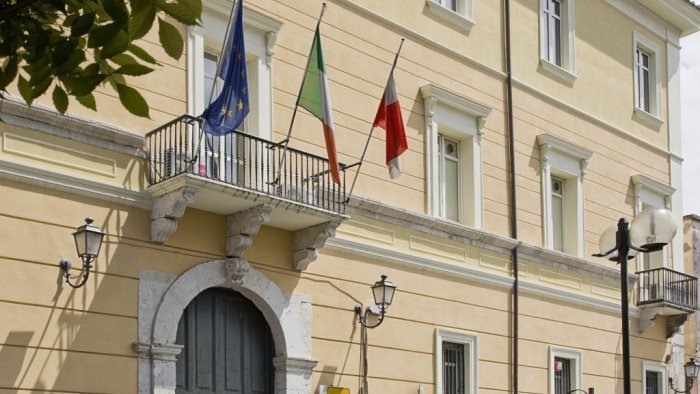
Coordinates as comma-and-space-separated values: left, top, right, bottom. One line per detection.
202, 0, 249, 135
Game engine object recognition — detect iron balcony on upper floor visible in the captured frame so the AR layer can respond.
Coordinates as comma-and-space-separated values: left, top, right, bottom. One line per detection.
145, 115, 348, 233
636, 267, 697, 337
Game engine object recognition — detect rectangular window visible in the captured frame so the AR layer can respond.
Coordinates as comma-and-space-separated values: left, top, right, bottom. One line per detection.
551, 176, 564, 252
549, 346, 582, 394
646, 370, 660, 394
543, 0, 563, 66
443, 342, 465, 394
435, 328, 477, 394
433, 0, 457, 12
439, 134, 461, 222
554, 357, 572, 394
635, 48, 651, 113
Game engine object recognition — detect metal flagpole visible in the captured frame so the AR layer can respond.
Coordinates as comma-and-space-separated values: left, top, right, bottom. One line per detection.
344, 38, 405, 202
190, 0, 239, 165
272, 3, 327, 185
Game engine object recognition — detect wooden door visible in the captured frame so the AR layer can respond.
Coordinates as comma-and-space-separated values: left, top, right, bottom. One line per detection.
175, 288, 275, 393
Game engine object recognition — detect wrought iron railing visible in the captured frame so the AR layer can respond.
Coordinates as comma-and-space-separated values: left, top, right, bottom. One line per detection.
637, 267, 698, 311
145, 115, 347, 214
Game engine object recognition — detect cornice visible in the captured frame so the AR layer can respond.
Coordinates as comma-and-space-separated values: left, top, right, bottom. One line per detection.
0, 96, 144, 156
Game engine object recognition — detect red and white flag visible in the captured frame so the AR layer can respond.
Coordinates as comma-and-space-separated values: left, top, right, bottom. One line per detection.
373, 74, 407, 179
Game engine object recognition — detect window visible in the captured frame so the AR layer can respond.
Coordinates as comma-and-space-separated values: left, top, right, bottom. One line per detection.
632, 175, 675, 271
551, 176, 564, 252
642, 361, 667, 394
435, 328, 477, 394
632, 32, 662, 127
187, 5, 281, 182
539, 0, 576, 84
421, 85, 491, 228
426, 0, 475, 32
538, 134, 592, 257
439, 135, 461, 221
188, 6, 282, 139
549, 347, 582, 394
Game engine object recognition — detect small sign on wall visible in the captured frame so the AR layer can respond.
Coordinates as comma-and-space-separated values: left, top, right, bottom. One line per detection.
327, 387, 350, 394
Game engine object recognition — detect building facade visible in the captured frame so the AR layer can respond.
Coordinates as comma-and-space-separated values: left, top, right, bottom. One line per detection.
1, 0, 700, 393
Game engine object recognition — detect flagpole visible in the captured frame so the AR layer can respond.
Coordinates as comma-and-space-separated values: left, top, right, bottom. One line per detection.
345, 38, 405, 202
273, 3, 327, 185
191, 0, 240, 165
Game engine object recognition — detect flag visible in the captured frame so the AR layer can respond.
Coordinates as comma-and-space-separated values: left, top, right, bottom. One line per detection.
202, 0, 249, 135
298, 25, 341, 185
373, 73, 407, 179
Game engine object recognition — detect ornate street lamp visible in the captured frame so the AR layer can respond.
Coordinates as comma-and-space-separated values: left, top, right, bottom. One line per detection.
354, 275, 396, 328
670, 358, 700, 393
59, 218, 105, 288
594, 208, 677, 394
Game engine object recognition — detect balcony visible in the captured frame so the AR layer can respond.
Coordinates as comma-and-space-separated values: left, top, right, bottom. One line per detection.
636, 267, 697, 337
144, 115, 348, 269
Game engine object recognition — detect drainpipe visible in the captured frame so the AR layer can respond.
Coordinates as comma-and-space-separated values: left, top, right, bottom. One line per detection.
503, 0, 519, 392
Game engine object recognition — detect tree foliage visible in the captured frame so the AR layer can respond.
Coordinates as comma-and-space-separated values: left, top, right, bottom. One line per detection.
0, 0, 202, 118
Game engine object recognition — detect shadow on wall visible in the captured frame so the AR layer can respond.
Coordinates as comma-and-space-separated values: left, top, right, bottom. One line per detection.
0, 331, 44, 392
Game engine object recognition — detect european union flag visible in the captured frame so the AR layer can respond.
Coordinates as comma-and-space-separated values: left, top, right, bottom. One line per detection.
202, 0, 249, 135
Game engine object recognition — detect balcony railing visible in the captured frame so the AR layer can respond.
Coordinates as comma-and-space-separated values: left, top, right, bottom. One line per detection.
145, 115, 347, 214
637, 267, 698, 312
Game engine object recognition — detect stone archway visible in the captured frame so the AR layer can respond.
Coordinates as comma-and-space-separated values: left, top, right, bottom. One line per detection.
134, 259, 316, 393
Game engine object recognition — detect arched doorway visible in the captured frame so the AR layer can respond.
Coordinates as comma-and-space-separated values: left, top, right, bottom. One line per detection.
175, 287, 275, 393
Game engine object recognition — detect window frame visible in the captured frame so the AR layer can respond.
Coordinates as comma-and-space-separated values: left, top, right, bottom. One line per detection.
539, 0, 576, 84
538, 134, 592, 257
632, 174, 675, 271
435, 328, 478, 394
421, 84, 491, 229
548, 346, 582, 394
632, 32, 663, 128
642, 360, 667, 394
425, 0, 475, 32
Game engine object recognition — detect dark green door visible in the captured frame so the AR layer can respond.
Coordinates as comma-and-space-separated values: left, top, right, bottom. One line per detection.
175, 288, 275, 394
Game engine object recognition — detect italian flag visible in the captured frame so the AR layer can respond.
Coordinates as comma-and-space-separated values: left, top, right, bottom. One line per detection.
373, 73, 407, 179
298, 25, 341, 185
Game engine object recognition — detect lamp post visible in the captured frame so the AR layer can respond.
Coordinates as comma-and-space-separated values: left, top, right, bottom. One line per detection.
670, 358, 700, 393
59, 218, 105, 288
354, 275, 396, 328
566, 389, 594, 394
594, 208, 677, 394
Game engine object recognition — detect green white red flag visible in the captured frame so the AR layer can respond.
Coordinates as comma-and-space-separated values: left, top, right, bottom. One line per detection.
298, 25, 341, 185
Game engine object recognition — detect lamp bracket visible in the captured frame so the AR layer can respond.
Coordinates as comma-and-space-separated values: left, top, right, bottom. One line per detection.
669, 377, 696, 394
354, 304, 386, 329
59, 257, 93, 288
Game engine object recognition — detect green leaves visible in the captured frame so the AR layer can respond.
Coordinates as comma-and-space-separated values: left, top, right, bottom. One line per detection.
116, 83, 149, 118
158, 17, 183, 59
0, 0, 201, 118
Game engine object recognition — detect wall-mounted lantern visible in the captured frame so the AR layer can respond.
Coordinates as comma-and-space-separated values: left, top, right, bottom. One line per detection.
354, 275, 396, 329
59, 218, 104, 288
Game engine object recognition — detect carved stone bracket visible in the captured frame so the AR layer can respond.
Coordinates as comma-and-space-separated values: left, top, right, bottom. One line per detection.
639, 308, 660, 333
226, 205, 272, 258
293, 221, 340, 270
224, 258, 251, 284
667, 314, 689, 338
151, 186, 198, 243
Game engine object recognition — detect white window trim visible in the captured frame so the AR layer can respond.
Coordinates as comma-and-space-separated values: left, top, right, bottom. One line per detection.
632, 174, 675, 270
539, 0, 577, 84
549, 346, 583, 394
187, 1, 282, 141
538, 134, 592, 257
425, 0, 475, 32
435, 328, 478, 394
632, 31, 663, 128
421, 84, 491, 229
642, 360, 668, 394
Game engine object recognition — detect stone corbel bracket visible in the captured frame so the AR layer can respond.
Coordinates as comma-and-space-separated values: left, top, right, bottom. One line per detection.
151, 186, 198, 243
639, 308, 690, 339
293, 221, 340, 270
226, 205, 272, 258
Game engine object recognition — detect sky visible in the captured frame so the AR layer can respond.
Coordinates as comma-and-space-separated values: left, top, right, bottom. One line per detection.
682, 28, 700, 215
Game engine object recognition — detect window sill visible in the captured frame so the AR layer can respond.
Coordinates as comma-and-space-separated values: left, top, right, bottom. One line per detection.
539, 59, 577, 85
633, 107, 663, 129
425, 0, 475, 33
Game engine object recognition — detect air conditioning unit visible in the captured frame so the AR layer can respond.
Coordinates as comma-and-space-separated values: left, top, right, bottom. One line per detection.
648, 284, 658, 301
164, 148, 191, 177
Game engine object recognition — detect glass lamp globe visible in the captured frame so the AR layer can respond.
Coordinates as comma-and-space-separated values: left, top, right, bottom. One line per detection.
371, 275, 396, 312
598, 224, 638, 261
630, 208, 676, 252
